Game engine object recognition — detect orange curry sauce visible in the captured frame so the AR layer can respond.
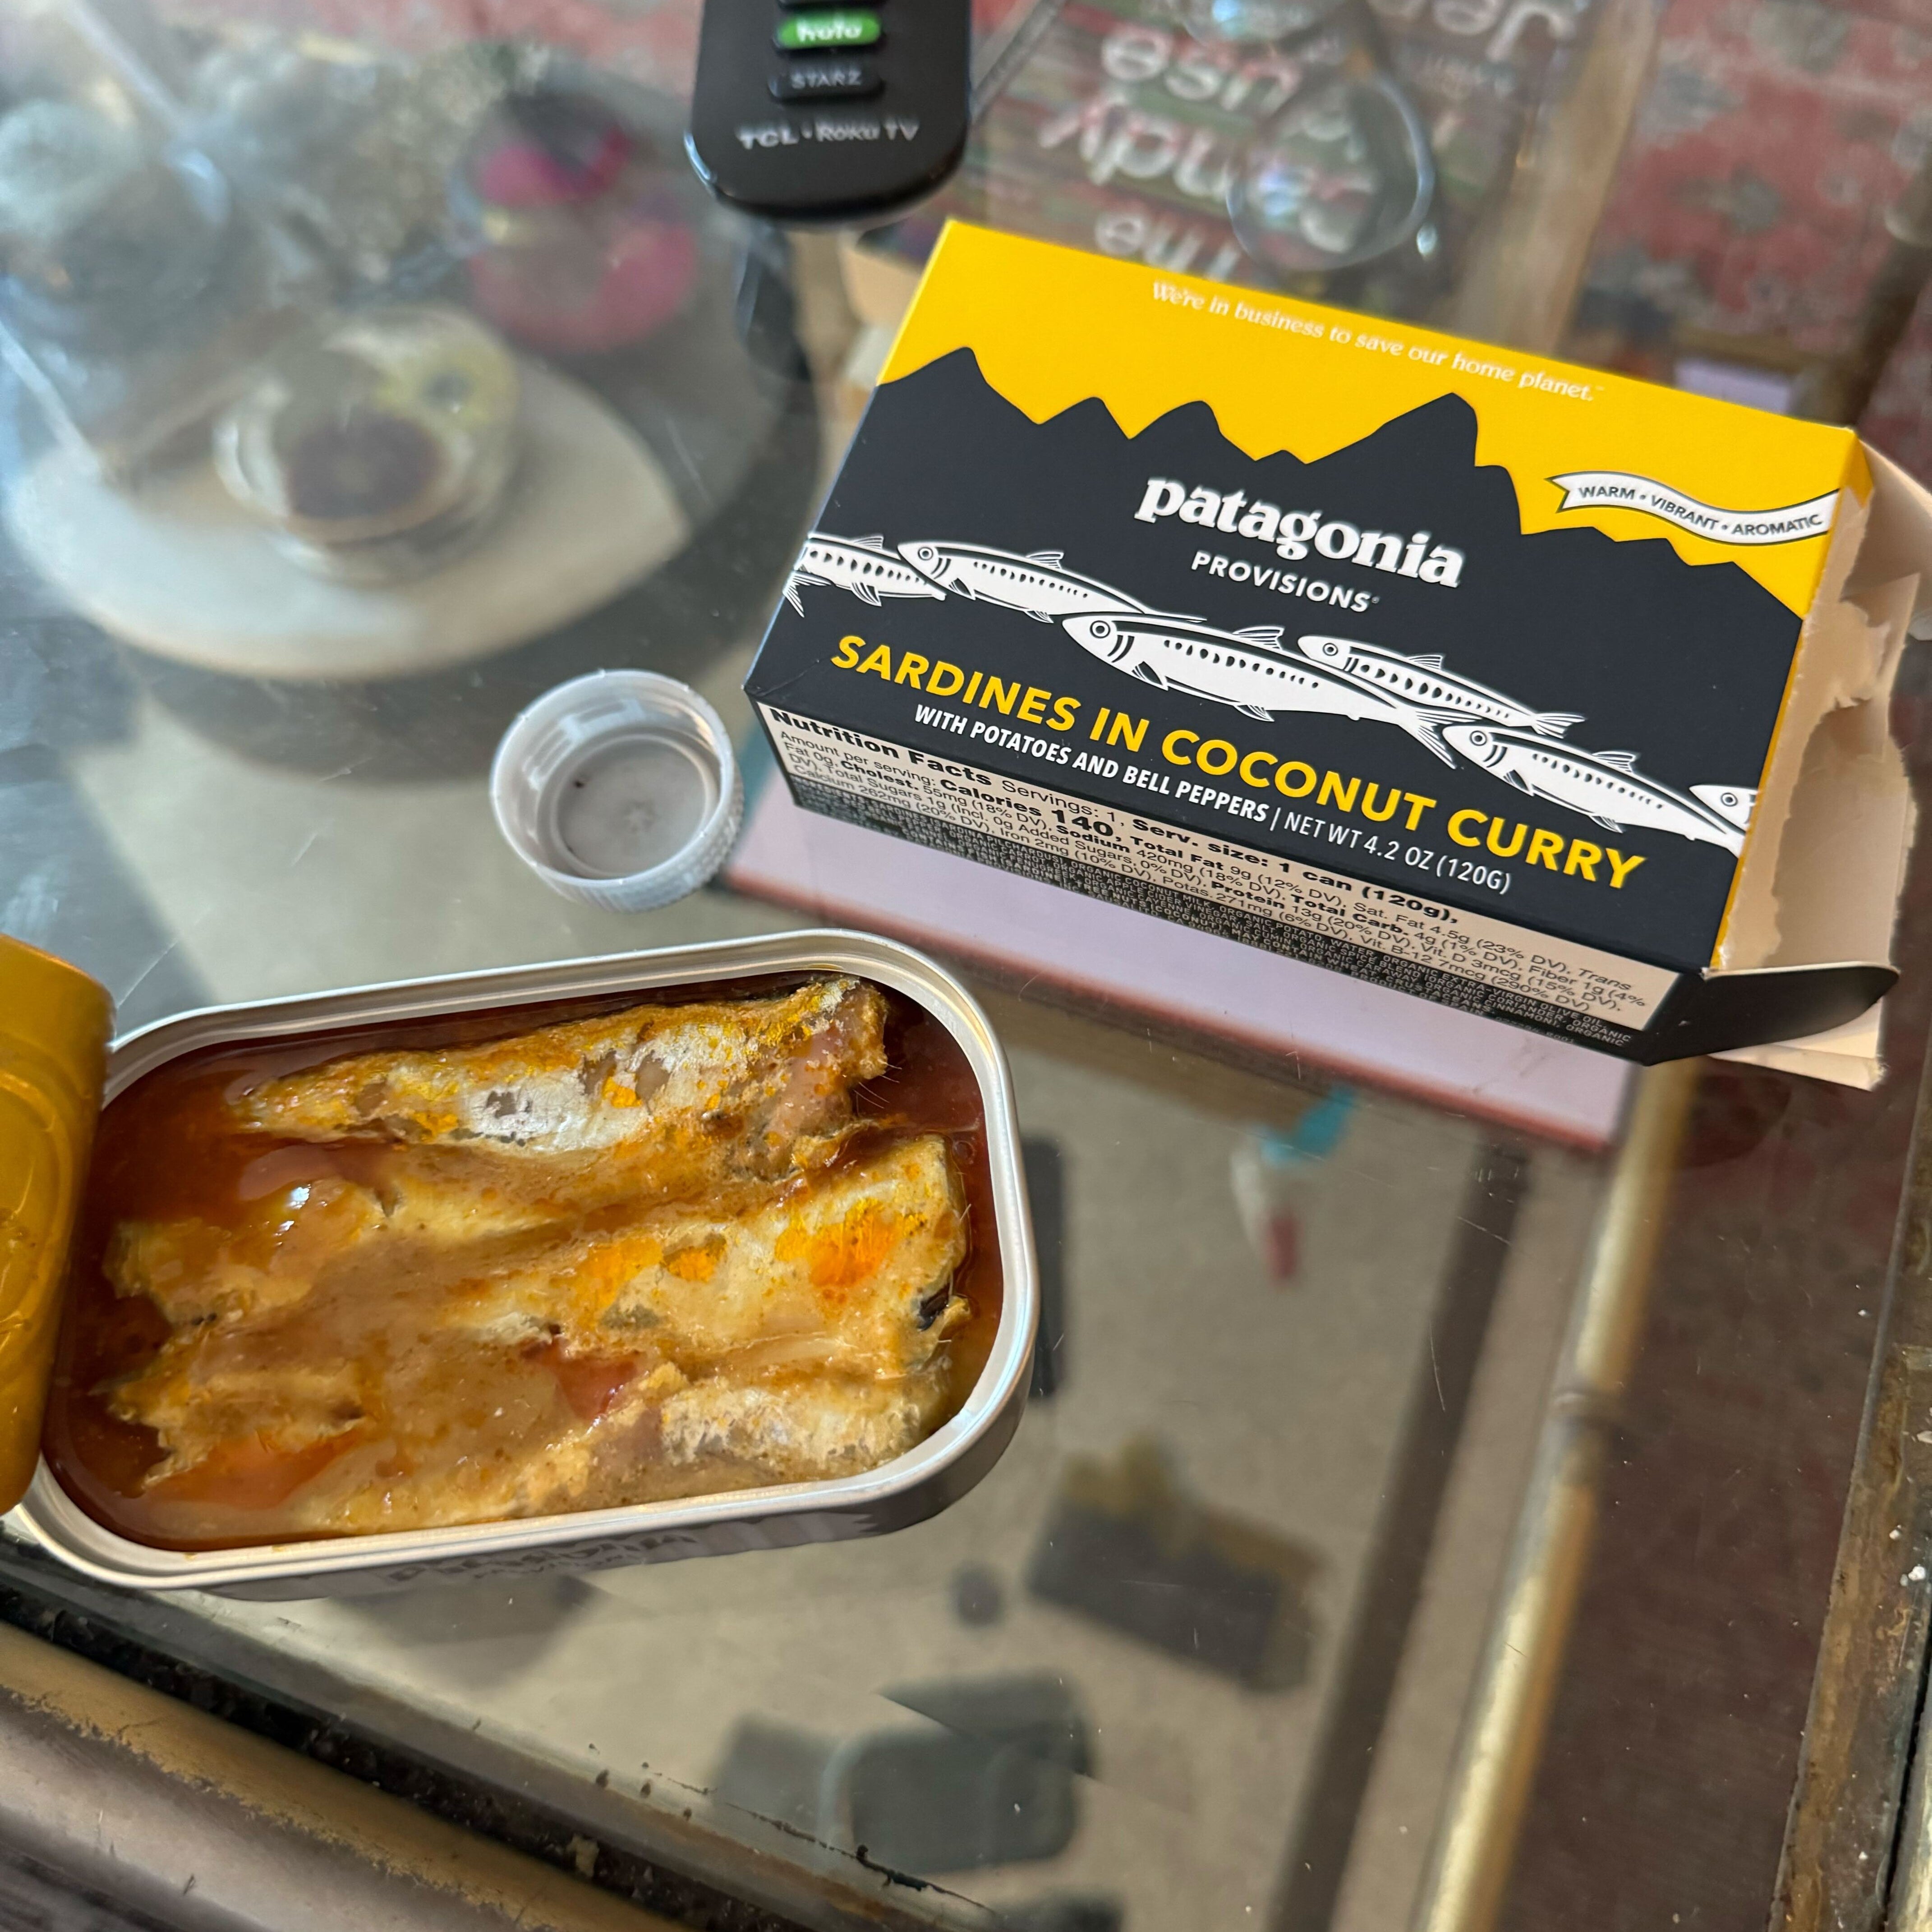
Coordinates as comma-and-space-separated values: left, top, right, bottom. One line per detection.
44, 978, 1001, 1550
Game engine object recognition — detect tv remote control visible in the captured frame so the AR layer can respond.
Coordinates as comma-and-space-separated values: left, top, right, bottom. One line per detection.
686, 0, 971, 223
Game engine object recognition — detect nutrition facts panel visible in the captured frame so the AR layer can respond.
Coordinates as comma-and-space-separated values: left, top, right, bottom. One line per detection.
760, 707, 1679, 1037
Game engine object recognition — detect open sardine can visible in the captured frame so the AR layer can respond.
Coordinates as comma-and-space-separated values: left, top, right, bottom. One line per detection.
0, 929, 1037, 1598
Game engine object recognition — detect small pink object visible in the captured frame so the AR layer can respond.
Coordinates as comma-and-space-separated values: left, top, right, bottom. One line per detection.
469, 218, 699, 354
474, 125, 633, 208
456, 89, 700, 354
1261, 1212, 1301, 1284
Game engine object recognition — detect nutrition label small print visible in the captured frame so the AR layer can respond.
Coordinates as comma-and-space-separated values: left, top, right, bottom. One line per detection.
761, 708, 1676, 1029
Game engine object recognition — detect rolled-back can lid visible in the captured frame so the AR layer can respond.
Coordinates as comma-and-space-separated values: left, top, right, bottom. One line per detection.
0, 936, 110, 1514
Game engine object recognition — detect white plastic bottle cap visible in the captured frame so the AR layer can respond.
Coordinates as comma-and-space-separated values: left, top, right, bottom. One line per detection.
490, 671, 742, 912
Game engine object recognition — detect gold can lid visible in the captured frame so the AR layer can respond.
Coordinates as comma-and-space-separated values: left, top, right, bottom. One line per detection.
0, 936, 111, 1515
0, 934, 113, 1055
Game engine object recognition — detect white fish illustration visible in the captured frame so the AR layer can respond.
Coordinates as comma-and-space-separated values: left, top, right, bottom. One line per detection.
1441, 723, 1756, 855
899, 541, 1158, 620
1689, 785, 1758, 829
1063, 612, 1459, 764
784, 534, 948, 613
1296, 636, 1584, 738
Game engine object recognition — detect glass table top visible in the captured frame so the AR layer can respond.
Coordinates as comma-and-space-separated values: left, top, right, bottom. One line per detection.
1, 5, 1928, 1930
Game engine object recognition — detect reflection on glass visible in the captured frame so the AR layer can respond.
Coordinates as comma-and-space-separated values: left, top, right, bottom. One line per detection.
0, 73, 319, 477
213, 304, 521, 583
0, 101, 230, 344
1228, 73, 1434, 278
1167, 0, 1349, 48
186, 32, 458, 287
450, 84, 701, 356
1028, 1438, 1320, 1690
713, 1675, 1091, 1876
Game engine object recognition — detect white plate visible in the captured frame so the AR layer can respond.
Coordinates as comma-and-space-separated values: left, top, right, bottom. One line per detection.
5, 362, 690, 682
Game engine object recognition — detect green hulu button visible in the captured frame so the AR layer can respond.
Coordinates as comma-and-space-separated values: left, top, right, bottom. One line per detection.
776, 9, 880, 48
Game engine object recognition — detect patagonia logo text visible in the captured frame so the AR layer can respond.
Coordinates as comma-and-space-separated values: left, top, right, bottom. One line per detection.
1135, 478, 1466, 587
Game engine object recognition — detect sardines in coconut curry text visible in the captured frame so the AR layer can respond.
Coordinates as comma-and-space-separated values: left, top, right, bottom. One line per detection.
46, 977, 999, 1550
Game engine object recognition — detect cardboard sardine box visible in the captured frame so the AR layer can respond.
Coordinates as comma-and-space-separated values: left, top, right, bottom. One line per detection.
746, 224, 1932, 1065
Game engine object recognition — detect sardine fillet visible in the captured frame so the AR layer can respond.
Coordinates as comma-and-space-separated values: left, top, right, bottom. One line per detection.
283, 1365, 952, 1536
447, 1136, 968, 1379
658, 1371, 950, 1484
234, 979, 887, 1175
107, 1164, 585, 1330
114, 1361, 368, 1480
111, 1136, 966, 1495
112, 978, 891, 1329
106, 1173, 431, 1329
110, 1136, 963, 1385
